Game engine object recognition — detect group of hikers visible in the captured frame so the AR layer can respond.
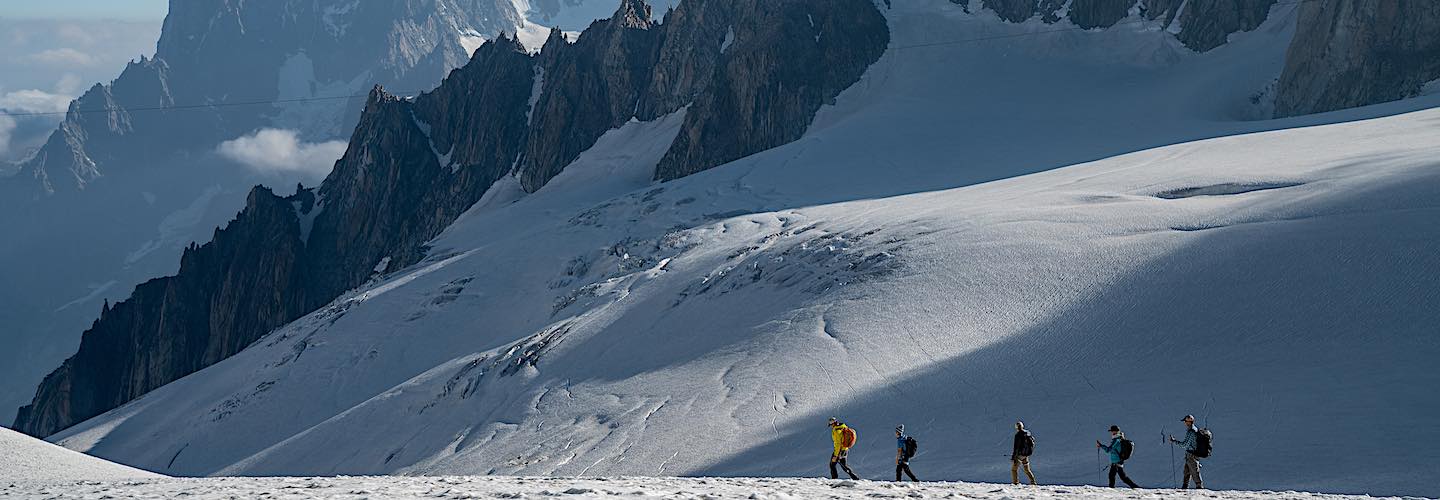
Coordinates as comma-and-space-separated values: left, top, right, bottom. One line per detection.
826, 414, 1213, 488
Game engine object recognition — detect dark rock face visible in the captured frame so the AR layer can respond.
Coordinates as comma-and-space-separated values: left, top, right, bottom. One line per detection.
13, 0, 892, 438
955, 0, 1279, 52
653, 0, 890, 181
1274, 0, 1440, 117
521, 0, 665, 192
1144, 0, 1279, 52
14, 186, 312, 436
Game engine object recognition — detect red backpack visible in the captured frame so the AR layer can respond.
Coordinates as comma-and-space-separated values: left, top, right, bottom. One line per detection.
841, 426, 857, 448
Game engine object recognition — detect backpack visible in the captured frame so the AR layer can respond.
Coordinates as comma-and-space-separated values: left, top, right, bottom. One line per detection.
903, 436, 918, 459
1118, 438, 1134, 461
1194, 429, 1212, 458
841, 427, 857, 448
1017, 431, 1035, 456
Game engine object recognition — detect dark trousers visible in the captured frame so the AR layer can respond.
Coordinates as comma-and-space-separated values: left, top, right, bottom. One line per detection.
830, 454, 858, 479
895, 460, 918, 481
1108, 463, 1138, 488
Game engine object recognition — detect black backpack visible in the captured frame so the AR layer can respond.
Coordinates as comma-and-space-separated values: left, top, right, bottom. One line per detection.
903, 436, 918, 459
1017, 431, 1035, 456
1194, 429, 1212, 458
1118, 438, 1134, 461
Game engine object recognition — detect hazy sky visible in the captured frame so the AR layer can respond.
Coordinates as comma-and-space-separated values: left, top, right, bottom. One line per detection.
2, 0, 169, 20
1, 1, 167, 162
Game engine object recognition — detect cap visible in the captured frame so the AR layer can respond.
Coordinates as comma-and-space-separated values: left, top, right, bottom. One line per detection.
828, 417, 839, 426
1109, 425, 1121, 432
1181, 415, 1195, 422
895, 425, 905, 434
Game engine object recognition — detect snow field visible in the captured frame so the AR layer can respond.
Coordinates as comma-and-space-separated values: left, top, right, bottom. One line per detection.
38, 1, 1440, 498
0, 476, 1424, 500
0, 427, 160, 482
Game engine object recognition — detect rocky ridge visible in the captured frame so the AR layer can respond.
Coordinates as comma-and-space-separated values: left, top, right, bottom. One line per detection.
1275, 0, 1440, 116
13, 0, 891, 438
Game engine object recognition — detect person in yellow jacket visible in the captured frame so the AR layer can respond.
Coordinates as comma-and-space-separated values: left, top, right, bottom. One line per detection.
828, 417, 860, 479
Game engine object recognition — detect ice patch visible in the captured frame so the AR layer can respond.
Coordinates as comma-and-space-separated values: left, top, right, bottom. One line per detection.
292, 196, 323, 244
1421, 78, 1440, 96
459, 29, 487, 56
720, 26, 735, 54
526, 65, 546, 126
125, 185, 224, 266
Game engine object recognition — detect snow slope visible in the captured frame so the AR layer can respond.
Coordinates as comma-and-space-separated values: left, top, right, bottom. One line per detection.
47, 1, 1440, 498
0, 427, 160, 482
0, 476, 1421, 499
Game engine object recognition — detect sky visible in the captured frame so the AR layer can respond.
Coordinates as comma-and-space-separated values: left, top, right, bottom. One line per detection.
1, 0, 169, 20
0, 3, 167, 164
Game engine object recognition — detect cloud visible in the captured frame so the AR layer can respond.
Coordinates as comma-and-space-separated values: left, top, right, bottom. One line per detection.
29, 48, 96, 66
0, 79, 76, 160
218, 128, 347, 179
0, 88, 73, 114
0, 114, 16, 157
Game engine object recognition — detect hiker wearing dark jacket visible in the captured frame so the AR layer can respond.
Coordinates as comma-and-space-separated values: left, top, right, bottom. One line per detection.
1170, 415, 1205, 489
1097, 425, 1139, 488
895, 425, 918, 482
1010, 421, 1037, 485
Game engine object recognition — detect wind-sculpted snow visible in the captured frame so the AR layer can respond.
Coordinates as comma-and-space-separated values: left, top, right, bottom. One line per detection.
0, 477, 1420, 499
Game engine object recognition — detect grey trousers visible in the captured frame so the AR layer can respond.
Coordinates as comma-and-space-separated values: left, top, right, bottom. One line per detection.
1183, 453, 1204, 489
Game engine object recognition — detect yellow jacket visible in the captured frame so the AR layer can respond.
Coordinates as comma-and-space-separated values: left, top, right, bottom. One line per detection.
831, 424, 856, 453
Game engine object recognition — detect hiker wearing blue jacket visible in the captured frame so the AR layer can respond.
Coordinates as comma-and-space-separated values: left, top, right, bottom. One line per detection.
895, 425, 918, 482
1096, 425, 1139, 488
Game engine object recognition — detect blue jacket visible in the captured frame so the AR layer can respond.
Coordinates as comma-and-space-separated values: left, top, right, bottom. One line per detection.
1101, 436, 1125, 464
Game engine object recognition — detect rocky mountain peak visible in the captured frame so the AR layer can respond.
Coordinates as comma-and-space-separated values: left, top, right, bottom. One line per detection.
614, 0, 656, 29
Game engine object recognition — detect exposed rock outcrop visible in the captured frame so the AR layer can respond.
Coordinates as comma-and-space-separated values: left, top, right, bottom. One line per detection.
14, 0, 892, 438
14, 186, 313, 436
521, 0, 666, 191
954, 0, 1279, 52
1274, 0, 1440, 117
653, 0, 890, 181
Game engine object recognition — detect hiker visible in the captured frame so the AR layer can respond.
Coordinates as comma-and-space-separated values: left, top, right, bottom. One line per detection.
1011, 421, 1036, 485
828, 417, 860, 480
1169, 415, 1207, 489
1097, 425, 1139, 488
895, 425, 918, 482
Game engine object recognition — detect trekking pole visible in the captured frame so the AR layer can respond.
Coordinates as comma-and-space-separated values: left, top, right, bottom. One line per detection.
1166, 430, 1176, 489
1096, 447, 1102, 485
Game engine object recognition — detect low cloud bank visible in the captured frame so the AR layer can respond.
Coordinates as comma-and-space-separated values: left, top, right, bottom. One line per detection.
217, 128, 346, 181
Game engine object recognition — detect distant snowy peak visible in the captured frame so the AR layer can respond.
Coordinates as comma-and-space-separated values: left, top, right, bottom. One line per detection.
519, 0, 682, 31
5, 0, 541, 198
